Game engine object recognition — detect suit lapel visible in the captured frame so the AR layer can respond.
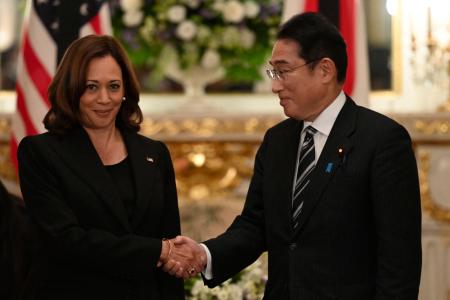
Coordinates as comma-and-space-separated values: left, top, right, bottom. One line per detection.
121, 130, 157, 229
53, 126, 132, 231
278, 119, 303, 235
293, 97, 357, 237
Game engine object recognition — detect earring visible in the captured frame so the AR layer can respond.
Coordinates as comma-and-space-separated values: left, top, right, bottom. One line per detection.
122, 96, 126, 101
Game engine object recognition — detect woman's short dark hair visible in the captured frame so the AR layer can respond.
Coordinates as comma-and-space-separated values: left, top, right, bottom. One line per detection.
277, 12, 347, 83
44, 35, 143, 133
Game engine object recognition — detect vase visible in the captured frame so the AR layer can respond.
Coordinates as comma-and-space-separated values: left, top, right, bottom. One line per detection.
162, 47, 225, 111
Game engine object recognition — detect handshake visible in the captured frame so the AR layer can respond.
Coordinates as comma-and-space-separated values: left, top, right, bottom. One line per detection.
157, 236, 207, 279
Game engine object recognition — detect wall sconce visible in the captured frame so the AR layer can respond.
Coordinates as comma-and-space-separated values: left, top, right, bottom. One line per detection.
0, 0, 17, 89
0, 0, 16, 51
410, 0, 450, 111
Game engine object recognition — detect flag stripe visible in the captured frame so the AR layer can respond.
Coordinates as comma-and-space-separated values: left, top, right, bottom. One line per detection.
16, 86, 39, 136
17, 51, 49, 132
304, 0, 319, 11
15, 78, 47, 134
99, 3, 112, 35
9, 135, 19, 170
340, 0, 356, 95
11, 114, 26, 144
23, 33, 51, 107
90, 13, 101, 34
28, 7, 57, 76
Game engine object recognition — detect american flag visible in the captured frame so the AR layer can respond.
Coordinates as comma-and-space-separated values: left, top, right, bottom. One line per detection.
10, 0, 112, 168
282, 0, 369, 107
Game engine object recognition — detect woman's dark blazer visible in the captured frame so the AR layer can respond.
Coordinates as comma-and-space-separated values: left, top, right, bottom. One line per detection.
17, 126, 184, 300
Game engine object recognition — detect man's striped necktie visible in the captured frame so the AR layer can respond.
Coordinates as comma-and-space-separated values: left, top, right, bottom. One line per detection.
292, 126, 317, 229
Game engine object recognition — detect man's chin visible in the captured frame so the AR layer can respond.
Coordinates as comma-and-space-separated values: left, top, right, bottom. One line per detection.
282, 107, 294, 118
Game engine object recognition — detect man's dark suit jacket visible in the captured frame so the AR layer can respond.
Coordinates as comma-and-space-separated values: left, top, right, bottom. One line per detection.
17, 126, 184, 300
204, 97, 422, 300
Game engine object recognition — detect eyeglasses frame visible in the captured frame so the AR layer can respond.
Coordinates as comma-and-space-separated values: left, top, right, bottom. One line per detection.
266, 58, 322, 81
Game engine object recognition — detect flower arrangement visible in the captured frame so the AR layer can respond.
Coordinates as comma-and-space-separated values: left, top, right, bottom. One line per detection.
184, 257, 268, 300
112, 0, 282, 88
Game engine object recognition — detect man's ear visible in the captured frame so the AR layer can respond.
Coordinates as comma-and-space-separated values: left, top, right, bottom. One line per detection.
318, 58, 337, 83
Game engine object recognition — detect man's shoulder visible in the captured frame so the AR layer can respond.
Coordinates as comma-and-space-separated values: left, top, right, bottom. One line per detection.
355, 104, 405, 133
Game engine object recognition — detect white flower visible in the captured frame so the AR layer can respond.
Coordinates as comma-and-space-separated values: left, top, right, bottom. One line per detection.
222, 26, 240, 48
244, 1, 260, 18
222, 0, 246, 23
122, 10, 144, 27
167, 5, 186, 23
196, 26, 212, 44
139, 17, 155, 42
201, 49, 221, 69
182, 43, 200, 66
224, 284, 243, 299
119, 0, 143, 12
240, 28, 255, 49
184, 0, 201, 8
213, 286, 231, 300
191, 280, 209, 296
212, 0, 225, 12
176, 20, 197, 41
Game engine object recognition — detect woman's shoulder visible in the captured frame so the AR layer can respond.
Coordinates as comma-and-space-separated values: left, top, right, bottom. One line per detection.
17, 132, 55, 151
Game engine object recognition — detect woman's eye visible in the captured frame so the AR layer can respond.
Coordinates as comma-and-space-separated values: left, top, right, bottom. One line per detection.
110, 84, 120, 90
86, 84, 97, 91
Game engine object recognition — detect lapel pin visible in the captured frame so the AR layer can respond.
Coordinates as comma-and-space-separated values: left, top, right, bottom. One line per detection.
325, 163, 334, 173
338, 147, 346, 164
146, 157, 154, 163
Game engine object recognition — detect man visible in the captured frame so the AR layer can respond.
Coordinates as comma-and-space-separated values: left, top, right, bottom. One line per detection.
165, 12, 422, 299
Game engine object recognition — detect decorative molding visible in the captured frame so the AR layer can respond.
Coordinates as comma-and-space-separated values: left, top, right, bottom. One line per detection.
2, 114, 450, 205
168, 141, 258, 200
140, 116, 282, 140
418, 150, 450, 223
0, 141, 18, 182
415, 120, 450, 135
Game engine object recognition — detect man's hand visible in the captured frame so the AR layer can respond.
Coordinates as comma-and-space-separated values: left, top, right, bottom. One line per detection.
158, 236, 207, 279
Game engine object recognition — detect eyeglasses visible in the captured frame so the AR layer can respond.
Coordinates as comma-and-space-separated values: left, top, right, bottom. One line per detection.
266, 59, 319, 81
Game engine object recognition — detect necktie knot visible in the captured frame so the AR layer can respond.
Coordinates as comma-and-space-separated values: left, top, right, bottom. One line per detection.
304, 126, 317, 137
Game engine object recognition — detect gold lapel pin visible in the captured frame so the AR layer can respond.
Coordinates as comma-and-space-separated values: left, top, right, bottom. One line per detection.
146, 157, 154, 163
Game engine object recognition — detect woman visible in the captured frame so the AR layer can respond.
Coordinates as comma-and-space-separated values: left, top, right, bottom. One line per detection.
18, 35, 184, 299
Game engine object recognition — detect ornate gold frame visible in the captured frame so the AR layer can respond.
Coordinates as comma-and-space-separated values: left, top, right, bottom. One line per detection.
418, 150, 450, 223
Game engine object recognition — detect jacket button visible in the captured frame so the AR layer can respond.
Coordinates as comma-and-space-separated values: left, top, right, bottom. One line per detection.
289, 243, 297, 250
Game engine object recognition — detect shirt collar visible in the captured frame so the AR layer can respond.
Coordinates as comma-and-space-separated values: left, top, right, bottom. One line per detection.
303, 90, 346, 136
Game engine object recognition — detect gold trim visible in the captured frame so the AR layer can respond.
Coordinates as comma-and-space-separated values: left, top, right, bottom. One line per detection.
418, 150, 450, 223
415, 120, 450, 135
168, 141, 258, 200
140, 116, 282, 137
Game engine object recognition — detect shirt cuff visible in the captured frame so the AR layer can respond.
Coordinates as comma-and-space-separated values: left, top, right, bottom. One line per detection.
200, 243, 213, 280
